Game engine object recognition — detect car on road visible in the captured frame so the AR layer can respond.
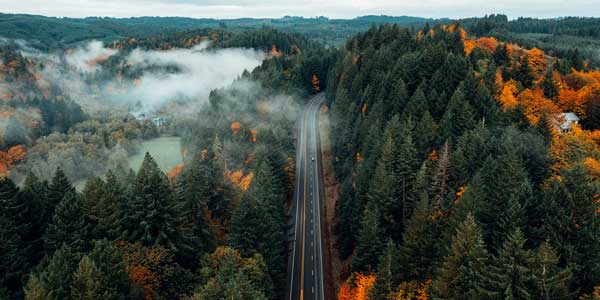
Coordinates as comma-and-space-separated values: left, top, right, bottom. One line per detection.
312, 157, 315, 161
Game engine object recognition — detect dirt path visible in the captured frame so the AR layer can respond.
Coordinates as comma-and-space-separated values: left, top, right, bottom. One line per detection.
318, 105, 347, 298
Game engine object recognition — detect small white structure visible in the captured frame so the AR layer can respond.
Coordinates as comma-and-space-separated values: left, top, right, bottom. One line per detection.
152, 117, 167, 127
555, 112, 580, 133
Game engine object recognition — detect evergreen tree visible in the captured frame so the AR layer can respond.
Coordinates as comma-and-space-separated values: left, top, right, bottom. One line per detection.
402, 85, 429, 121
71, 256, 104, 300
517, 57, 535, 88
414, 111, 435, 158
467, 152, 532, 247
44, 191, 91, 253
20, 173, 49, 265
353, 204, 385, 272
539, 165, 600, 294
399, 193, 439, 282
229, 154, 286, 298
122, 153, 193, 256
336, 177, 360, 259
431, 214, 488, 300
371, 240, 401, 300
88, 240, 129, 299
47, 168, 75, 214
23, 274, 46, 300
541, 68, 559, 100
531, 241, 573, 300
482, 228, 534, 300
81, 177, 120, 240
494, 43, 509, 65
41, 245, 80, 300
430, 142, 451, 211
0, 216, 28, 297
437, 87, 475, 145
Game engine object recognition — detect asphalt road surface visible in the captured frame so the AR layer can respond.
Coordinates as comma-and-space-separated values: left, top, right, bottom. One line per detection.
287, 93, 326, 300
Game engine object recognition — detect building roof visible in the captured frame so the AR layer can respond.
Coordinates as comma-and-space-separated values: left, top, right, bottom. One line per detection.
561, 112, 580, 122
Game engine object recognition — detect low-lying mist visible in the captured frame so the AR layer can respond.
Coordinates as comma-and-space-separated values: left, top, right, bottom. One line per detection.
30, 40, 266, 117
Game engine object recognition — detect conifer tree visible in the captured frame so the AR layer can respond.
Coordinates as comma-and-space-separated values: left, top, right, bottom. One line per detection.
541, 68, 559, 100
437, 87, 475, 145
71, 256, 104, 300
20, 173, 49, 265
532, 241, 573, 300
41, 245, 80, 300
414, 111, 435, 158
482, 228, 534, 300
44, 191, 91, 253
353, 204, 385, 272
0, 216, 28, 297
23, 274, 46, 300
229, 153, 286, 297
469, 151, 532, 247
431, 214, 488, 300
122, 153, 193, 256
88, 240, 129, 298
399, 193, 439, 282
371, 240, 401, 300
47, 168, 75, 214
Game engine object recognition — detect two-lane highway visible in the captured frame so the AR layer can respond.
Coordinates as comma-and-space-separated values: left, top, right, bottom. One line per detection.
287, 93, 326, 300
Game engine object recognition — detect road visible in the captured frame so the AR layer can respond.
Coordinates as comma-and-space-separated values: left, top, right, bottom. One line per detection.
287, 93, 326, 300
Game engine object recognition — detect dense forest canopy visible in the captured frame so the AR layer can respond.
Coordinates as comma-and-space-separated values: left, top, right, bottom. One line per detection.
328, 22, 600, 300
1, 12, 600, 300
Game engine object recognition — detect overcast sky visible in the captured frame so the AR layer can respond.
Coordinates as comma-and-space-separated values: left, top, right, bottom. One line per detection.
0, 0, 597, 19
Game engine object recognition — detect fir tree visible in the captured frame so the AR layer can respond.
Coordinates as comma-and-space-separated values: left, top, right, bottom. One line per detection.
482, 228, 534, 300
229, 154, 286, 298
23, 274, 46, 300
71, 256, 104, 300
0, 216, 28, 297
541, 68, 559, 100
431, 214, 488, 300
44, 191, 91, 253
532, 241, 573, 300
353, 204, 385, 272
414, 111, 435, 159
437, 87, 475, 145
122, 153, 193, 256
400, 193, 439, 282
47, 168, 75, 214
41, 245, 80, 300
371, 240, 401, 300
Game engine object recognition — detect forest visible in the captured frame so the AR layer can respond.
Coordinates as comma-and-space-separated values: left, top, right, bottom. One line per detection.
0, 27, 336, 300
329, 23, 600, 300
1, 12, 600, 300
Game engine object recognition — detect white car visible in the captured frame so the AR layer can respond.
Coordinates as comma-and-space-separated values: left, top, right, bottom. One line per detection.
311, 157, 315, 161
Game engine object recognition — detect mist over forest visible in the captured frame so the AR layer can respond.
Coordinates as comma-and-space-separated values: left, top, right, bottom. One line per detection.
1, 10, 600, 300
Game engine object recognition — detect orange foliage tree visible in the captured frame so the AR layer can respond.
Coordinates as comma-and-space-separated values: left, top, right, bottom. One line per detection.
516, 88, 560, 124
389, 280, 431, 300
116, 242, 177, 300
312, 75, 321, 92
496, 79, 519, 110
0, 145, 26, 177
337, 273, 376, 300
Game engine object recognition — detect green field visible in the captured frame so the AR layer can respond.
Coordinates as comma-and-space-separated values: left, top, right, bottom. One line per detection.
128, 136, 183, 173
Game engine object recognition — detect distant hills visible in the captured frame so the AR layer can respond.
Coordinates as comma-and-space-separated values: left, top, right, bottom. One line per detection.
2, 13, 600, 63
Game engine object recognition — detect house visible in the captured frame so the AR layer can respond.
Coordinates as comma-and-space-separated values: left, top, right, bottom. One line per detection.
555, 112, 580, 133
152, 117, 167, 127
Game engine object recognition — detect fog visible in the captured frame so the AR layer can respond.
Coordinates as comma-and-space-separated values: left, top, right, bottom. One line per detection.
121, 42, 265, 116
24, 40, 265, 117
